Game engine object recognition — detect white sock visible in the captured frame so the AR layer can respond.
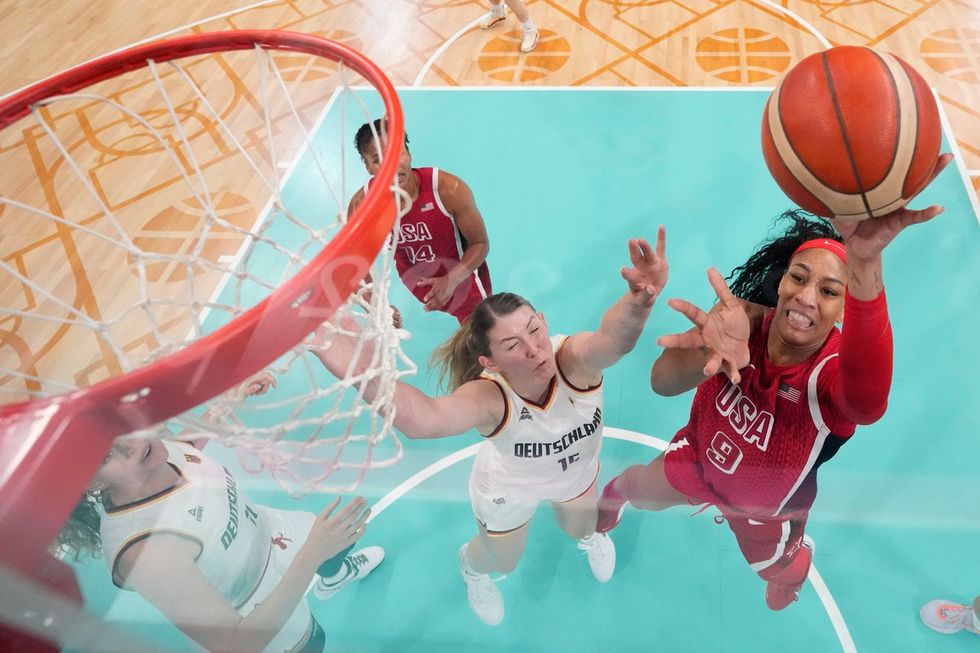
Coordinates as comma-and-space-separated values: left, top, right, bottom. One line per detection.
491, 3, 505, 16
973, 609, 980, 631
522, 18, 536, 32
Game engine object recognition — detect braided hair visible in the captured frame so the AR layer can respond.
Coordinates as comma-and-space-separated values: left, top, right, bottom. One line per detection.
726, 210, 842, 307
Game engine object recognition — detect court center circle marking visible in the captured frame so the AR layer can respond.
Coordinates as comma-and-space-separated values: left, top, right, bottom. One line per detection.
368, 426, 856, 653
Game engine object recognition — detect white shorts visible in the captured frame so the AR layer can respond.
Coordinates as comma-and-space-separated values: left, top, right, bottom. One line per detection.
239, 508, 317, 653
468, 460, 599, 533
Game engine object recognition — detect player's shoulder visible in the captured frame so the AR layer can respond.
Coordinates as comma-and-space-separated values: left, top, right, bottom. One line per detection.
435, 168, 470, 194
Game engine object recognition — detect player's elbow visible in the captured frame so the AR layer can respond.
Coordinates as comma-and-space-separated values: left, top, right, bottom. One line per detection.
846, 399, 888, 425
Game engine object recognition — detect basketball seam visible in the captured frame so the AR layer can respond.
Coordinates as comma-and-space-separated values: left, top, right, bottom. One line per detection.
896, 57, 930, 199
770, 87, 833, 216
871, 49, 905, 197
821, 51, 872, 219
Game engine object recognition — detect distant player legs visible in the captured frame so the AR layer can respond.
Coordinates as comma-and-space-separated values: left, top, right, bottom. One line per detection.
489, 0, 530, 23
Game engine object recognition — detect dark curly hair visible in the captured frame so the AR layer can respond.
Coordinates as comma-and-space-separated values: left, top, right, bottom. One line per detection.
726, 210, 841, 307
56, 491, 104, 561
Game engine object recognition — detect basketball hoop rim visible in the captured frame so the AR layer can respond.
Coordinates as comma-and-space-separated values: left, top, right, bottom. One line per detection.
0, 30, 403, 573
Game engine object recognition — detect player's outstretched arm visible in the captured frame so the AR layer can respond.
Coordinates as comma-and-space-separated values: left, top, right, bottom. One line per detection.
309, 320, 501, 438
561, 227, 667, 380
124, 497, 369, 653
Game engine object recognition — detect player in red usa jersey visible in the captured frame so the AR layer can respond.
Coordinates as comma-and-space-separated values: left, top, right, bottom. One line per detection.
350, 119, 491, 323
596, 154, 953, 611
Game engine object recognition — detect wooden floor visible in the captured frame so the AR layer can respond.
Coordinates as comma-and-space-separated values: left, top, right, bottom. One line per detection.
1, 0, 978, 402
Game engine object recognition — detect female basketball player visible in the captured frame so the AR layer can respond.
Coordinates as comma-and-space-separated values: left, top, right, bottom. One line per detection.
58, 373, 385, 653
311, 229, 668, 625
478, 0, 539, 53
352, 118, 492, 324
596, 154, 953, 612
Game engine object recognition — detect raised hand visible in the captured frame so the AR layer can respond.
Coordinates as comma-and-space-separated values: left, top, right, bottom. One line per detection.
304, 496, 371, 563
833, 153, 953, 259
657, 268, 750, 384
620, 226, 668, 308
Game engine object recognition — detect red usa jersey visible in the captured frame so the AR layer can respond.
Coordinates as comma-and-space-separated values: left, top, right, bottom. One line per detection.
371, 167, 490, 320
673, 310, 857, 517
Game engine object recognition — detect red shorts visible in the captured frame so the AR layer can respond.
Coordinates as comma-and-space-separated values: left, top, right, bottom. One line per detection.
663, 433, 808, 580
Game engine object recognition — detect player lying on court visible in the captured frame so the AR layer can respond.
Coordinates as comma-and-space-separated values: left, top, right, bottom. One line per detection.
351, 118, 492, 324
311, 228, 668, 625
597, 154, 953, 611
58, 373, 384, 653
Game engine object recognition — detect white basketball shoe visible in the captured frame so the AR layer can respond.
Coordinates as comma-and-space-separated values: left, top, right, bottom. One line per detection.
577, 532, 615, 583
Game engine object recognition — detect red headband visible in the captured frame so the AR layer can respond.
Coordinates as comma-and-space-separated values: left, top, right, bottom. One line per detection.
791, 238, 847, 264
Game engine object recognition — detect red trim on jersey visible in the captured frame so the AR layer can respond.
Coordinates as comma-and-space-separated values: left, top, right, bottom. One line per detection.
520, 376, 557, 410
481, 378, 510, 439
556, 337, 602, 393
103, 463, 187, 515
484, 519, 531, 536
111, 530, 203, 589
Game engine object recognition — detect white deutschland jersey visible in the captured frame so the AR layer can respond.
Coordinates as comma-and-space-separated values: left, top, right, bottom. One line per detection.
473, 334, 604, 502
100, 441, 315, 619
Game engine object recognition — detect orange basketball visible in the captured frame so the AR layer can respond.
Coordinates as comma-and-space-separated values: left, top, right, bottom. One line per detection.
761, 46, 941, 220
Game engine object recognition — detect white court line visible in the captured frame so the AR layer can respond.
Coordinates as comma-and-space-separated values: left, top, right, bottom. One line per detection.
809, 564, 858, 653
368, 426, 857, 653
935, 89, 980, 225
414, 17, 482, 87
751, 0, 832, 49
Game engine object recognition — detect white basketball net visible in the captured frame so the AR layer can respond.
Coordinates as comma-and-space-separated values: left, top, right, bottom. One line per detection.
0, 41, 415, 495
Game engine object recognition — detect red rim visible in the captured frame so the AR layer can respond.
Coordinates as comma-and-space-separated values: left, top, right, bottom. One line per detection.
0, 30, 404, 574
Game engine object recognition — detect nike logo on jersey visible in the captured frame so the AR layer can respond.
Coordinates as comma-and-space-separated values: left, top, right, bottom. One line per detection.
519, 407, 533, 422
187, 505, 204, 522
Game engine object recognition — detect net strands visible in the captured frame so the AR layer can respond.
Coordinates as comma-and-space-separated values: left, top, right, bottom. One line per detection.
0, 35, 413, 495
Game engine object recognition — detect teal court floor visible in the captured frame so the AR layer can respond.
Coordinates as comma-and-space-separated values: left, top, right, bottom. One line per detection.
72, 89, 980, 652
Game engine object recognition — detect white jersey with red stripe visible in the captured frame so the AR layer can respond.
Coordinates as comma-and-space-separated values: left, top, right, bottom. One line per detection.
473, 335, 604, 502
100, 441, 315, 625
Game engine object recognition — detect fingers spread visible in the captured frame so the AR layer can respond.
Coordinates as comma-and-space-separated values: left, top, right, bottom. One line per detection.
319, 496, 342, 520
666, 298, 708, 327
657, 331, 705, 349
707, 268, 737, 305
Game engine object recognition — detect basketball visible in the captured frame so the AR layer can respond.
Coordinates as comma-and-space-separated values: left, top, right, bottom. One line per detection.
761, 46, 942, 220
